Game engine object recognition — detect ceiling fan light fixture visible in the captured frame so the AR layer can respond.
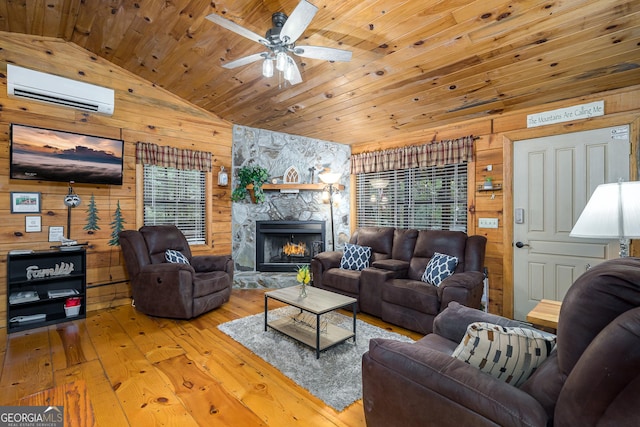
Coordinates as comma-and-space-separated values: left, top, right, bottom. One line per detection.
206, 0, 352, 87
276, 51, 288, 71
262, 57, 274, 78
284, 57, 295, 81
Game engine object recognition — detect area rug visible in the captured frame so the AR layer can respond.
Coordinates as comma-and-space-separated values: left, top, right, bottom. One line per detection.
218, 306, 414, 412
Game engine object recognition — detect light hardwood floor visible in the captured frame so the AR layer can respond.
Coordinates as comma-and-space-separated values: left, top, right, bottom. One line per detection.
0, 289, 423, 426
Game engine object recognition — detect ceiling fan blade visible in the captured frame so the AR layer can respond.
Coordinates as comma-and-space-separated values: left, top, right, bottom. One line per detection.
293, 45, 352, 62
280, 0, 318, 44
285, 58, 303, 85
206, 13, 268, 45
222, 52, 268, 69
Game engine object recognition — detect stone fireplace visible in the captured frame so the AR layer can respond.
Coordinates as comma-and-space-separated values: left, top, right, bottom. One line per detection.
256, 220, 325, 272
231, 125, 351, 288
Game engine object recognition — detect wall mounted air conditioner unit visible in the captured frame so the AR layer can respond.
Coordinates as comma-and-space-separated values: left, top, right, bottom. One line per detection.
7, 64, 115, 115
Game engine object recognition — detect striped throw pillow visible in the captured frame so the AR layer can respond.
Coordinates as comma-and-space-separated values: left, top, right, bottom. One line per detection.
452, 322, 556, 387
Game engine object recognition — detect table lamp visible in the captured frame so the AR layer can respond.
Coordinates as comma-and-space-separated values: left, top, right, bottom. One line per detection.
570, 180, 640, 257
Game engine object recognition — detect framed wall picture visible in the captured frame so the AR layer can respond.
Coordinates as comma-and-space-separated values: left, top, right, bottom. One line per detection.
25, 216, 42, 232
11, 192, 41, 213
49, 226, 64, 242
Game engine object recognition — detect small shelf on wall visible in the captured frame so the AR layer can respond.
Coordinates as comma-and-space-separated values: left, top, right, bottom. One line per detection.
477, 183, 502, 192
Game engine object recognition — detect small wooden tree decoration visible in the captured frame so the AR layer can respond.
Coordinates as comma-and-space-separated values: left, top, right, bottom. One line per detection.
108, 200, 125, 246
83, 194, 100, 234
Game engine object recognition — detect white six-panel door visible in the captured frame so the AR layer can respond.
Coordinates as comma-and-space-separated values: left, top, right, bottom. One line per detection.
513, 125, 630, 320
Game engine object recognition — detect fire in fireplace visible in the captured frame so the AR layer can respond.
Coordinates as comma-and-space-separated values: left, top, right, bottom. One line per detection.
283, 241, 307, 256
256, 220, 326, 272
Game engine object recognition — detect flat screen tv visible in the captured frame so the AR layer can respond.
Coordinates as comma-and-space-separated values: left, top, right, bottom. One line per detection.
10, 123, 124, 185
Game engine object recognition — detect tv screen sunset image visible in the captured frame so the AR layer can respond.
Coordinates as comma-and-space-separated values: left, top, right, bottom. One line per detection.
10, 124, 124, 185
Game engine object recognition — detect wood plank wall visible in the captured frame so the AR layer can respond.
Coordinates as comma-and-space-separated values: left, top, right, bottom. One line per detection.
1, 32, 639, 323
351, 85, 640, 316
0, 32, 233, 328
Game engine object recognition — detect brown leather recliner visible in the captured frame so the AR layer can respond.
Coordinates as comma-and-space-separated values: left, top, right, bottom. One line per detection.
362, 257, 640, 427
119, 225, 232, 319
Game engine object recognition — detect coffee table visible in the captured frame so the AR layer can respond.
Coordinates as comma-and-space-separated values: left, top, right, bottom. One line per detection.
264, 285, 357, 359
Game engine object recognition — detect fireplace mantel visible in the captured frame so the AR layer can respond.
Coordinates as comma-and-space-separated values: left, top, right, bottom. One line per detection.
246, 183, 345, 191
244, 183, 346, 201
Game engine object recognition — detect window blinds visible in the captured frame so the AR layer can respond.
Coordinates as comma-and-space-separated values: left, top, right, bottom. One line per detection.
143, 165, 206, 244
356, 163, 467, 231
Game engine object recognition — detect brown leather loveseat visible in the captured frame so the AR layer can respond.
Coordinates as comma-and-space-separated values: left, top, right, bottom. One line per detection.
311, 227, 487, 333
362, 257, 640, 426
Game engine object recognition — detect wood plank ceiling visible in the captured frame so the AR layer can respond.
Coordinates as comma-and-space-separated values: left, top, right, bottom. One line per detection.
1, 0, 639, 145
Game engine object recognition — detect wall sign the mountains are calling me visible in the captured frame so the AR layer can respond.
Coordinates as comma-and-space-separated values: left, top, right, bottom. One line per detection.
527, 100, 604, 128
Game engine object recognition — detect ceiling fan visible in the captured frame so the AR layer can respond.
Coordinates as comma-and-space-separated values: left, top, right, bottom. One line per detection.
206, 0, 352, 85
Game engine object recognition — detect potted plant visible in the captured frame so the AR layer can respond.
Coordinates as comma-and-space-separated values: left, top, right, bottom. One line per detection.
483, 177, 493, 190
231, 164, 270, 203
296, 264, 311, 298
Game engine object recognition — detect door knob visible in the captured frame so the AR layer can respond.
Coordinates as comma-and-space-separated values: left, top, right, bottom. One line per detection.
515, 241, 529, 248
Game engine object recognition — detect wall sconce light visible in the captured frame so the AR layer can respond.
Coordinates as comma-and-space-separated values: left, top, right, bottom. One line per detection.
218, 166, 229, 187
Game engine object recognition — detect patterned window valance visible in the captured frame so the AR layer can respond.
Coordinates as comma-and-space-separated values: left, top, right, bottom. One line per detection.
350, 135, 475, 174
136, 142, 212, 172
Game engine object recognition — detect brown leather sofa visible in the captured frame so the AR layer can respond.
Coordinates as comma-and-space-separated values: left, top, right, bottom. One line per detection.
119, 225, 232, 319
362, 257, 640, 427
311, 227, 487, 333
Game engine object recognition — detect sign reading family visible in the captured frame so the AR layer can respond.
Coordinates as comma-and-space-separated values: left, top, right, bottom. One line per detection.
527, 101, 604, 128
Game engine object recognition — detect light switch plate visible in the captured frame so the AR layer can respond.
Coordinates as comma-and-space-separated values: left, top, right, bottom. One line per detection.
478, 218, 499, 228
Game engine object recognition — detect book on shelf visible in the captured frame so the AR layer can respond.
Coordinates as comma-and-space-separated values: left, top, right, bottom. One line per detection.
9, 291, 40, 304
47, 289, 80, 299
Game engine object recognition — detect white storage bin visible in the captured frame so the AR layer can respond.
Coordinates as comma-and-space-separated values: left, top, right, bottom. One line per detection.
64, 304, 81, 317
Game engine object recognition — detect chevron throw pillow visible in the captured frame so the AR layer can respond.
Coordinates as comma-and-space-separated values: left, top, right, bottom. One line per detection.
340, 243, 372, 271
165, 249, 190, 264
421, 252, 458, 287
452, 322, 556, 387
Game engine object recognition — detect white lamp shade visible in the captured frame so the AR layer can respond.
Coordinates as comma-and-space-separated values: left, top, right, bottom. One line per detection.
570, 181, 640, 239
319, 171, 341, 184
